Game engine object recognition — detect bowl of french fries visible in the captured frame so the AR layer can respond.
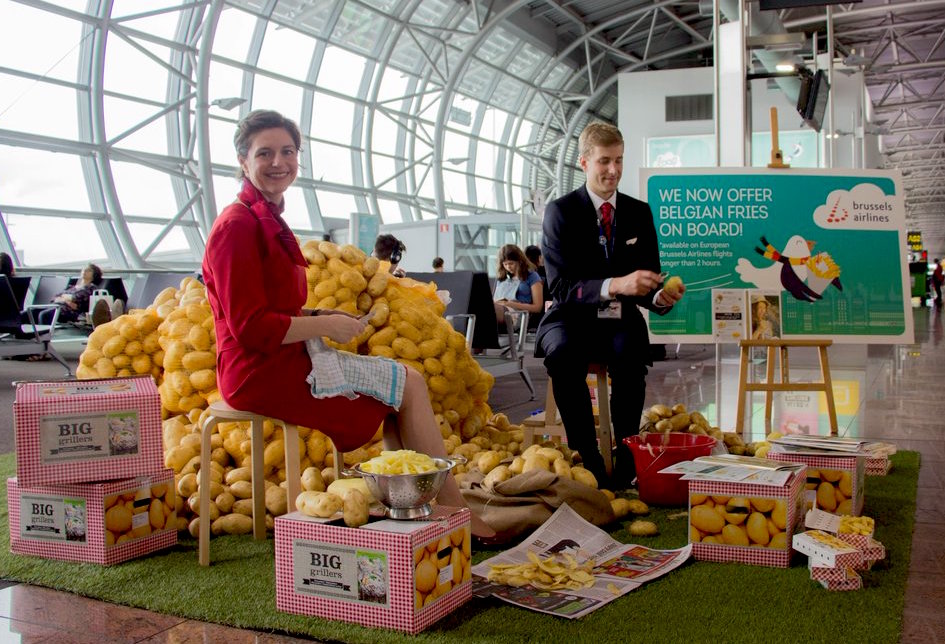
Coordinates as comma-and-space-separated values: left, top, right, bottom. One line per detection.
352, 449, 459, 519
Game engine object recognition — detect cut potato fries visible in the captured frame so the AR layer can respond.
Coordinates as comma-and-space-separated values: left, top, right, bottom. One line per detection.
359, 449, 439, 475
487, 551, 595, 591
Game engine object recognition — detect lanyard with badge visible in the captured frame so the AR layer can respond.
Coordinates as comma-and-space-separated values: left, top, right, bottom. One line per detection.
597, 204, 622, 319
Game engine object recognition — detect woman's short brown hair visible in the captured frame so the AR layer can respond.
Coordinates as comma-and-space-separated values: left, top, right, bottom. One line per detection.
233, 110, 302, 179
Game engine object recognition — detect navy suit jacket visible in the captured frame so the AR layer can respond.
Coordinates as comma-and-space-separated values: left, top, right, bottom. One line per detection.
536, 184, 666, 360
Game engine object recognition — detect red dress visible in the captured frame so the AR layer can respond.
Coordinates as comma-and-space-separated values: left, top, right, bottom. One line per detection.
202, 181, 388, 452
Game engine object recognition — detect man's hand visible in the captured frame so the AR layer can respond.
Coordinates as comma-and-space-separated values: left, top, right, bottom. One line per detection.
608, 270, 663, 297
656, 281, 686, 307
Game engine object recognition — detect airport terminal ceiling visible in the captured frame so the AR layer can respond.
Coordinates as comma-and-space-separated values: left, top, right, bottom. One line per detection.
0, 0, 943, 270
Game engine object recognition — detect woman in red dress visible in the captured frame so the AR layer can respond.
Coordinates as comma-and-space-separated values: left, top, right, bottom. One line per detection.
202, 110, 492, 537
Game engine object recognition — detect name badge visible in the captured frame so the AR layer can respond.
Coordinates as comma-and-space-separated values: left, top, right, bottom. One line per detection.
597, 301, 622, 319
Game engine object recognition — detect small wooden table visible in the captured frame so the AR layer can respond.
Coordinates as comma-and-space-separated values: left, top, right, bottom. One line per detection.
735, 339, 839, 436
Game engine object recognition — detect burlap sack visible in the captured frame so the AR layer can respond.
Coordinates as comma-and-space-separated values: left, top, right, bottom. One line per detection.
460, 469, 616, 543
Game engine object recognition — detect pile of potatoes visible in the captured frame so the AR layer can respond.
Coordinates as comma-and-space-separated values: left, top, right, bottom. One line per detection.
414, 526, 471, 609
103, 481, 176, 546
640, 402, 749, 454
689, 495, 792, 549
75, 243, 519, 535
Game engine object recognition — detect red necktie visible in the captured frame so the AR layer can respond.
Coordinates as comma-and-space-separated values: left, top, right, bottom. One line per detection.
600, 202, 613, 242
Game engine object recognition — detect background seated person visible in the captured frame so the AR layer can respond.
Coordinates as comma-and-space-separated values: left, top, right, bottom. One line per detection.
0, 252, 14, 278
38, 263, 103, 326
432, 256, 445, 272
493, 244, 543, 330
373, 234, 407, 277
524, 244, 550, 308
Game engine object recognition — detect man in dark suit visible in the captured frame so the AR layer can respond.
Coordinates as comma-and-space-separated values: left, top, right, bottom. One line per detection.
536, 122, 685, 488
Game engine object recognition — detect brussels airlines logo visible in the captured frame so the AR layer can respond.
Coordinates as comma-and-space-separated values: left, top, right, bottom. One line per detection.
813, 183, 900, 231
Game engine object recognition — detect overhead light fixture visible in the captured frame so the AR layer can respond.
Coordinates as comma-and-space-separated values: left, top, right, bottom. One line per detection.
210, 97, 247, 111
775, 63, 796, 72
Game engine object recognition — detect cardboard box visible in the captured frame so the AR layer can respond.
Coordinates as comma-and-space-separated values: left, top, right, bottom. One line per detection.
7, 470, 177, 565
768, 452, 865, 516
810, 565, 863, 591
689, 470, 805, 568
14, 376, 163, 486
793, 530, 863, 568
275, 506, 471, 634
866, 455, 892, 476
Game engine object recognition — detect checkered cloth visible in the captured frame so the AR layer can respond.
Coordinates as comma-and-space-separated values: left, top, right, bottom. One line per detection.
305, 338, 406, 409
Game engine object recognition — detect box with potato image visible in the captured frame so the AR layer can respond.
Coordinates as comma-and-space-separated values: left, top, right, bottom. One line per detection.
14, 376, 163, 487
7, 469, 176, 565
688, 470, 805, 568
275, 506, 470, 634
768, 452, 865, 517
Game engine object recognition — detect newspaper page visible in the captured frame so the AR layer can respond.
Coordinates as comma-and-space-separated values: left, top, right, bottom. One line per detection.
471, 504, 691, 619
658, 454, 804, 487
769, 435, 881, 456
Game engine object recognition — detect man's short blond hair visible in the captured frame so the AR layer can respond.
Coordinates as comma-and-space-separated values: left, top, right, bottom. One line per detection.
579, 122, 623, 159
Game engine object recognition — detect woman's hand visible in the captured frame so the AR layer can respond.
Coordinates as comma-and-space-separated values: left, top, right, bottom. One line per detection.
319, 314, 366, 344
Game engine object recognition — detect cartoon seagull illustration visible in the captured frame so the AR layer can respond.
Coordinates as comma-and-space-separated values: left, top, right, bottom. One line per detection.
755, 235, 822, 302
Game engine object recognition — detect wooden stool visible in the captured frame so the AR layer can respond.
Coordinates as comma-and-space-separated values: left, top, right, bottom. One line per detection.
735, 339, 839, 437
522, 364, 614, 475
198, 401, 302, 566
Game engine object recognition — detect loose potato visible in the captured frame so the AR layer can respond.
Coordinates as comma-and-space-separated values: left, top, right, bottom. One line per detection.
212, 513, 254, 535
301, 466, 326, 492
343, 489, 369, 528
265, 485, 288, 516
296, 491, 343, 518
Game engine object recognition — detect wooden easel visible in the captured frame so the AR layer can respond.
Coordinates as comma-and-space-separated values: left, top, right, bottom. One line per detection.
734, 339, 839, 436
767, 107, 790, 169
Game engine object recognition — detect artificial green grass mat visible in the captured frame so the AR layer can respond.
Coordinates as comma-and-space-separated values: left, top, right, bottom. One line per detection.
0, 451, 919, 644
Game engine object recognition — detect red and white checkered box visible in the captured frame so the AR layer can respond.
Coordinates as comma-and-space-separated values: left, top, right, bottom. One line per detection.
836, 534, 886, 570
866, 456, 892, 476
768, 452, 865, 516
14, 376, 163, 486
794, 530, 864, 568
811, 565, 863, 591
689, 470, 805, 568
7, 470, 176, 565
275, 506, 471, 634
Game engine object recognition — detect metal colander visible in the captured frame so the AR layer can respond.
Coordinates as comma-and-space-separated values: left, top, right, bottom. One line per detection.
352, 457, 457, 519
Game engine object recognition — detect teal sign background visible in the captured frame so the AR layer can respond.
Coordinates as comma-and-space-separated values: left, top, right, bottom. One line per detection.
641, 169, 911, 343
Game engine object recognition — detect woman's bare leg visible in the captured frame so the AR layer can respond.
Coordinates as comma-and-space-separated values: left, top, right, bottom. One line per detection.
393, 368, 495, 538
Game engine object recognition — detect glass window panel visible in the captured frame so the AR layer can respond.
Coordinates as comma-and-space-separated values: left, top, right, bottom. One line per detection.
8, 214, 106, 267
209, 117, 241, 169
370, 113, 400, 157
476, 179, 500, 210
375, 198, 406, 225
376, 71, 409, 104
213, 7, 258, 61
315, 190, 357, 221
1, 4, 82, 81
0, 146, 90, 211
310, 93, 355, 142
111, 1, 181, 38
317, 46, 367, 96
103, 96, 171, 155
280, 185, 314, 230
249, 77, 303, 124
371, 155, 398, 189
258, 22, 316, 80
442, 168, 467, 204
0, 74, 79, 140
311, 141, 354, 184
110, 161, 178, 219
476, 143, 497, 177
103, 32, 172, 104
212, 175, 242, 214
128, 222, 191, 258
443, 131, 470, 162
207, 61, 248, 113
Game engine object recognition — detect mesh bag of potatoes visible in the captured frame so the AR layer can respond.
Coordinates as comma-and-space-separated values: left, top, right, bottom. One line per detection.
74, 243, 518, 535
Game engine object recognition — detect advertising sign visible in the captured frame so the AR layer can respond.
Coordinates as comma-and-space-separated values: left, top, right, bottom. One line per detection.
641, 168, 912, 344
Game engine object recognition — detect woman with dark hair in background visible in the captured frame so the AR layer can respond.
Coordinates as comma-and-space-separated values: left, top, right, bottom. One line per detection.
493, 244, 543, 329
0, 252, 14, 277
373, 234, 407, 277
201, 109, 493, 537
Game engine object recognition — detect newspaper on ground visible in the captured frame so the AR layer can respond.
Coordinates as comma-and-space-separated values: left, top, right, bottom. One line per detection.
471, 503, 691, 619
658, 453, 805, 487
